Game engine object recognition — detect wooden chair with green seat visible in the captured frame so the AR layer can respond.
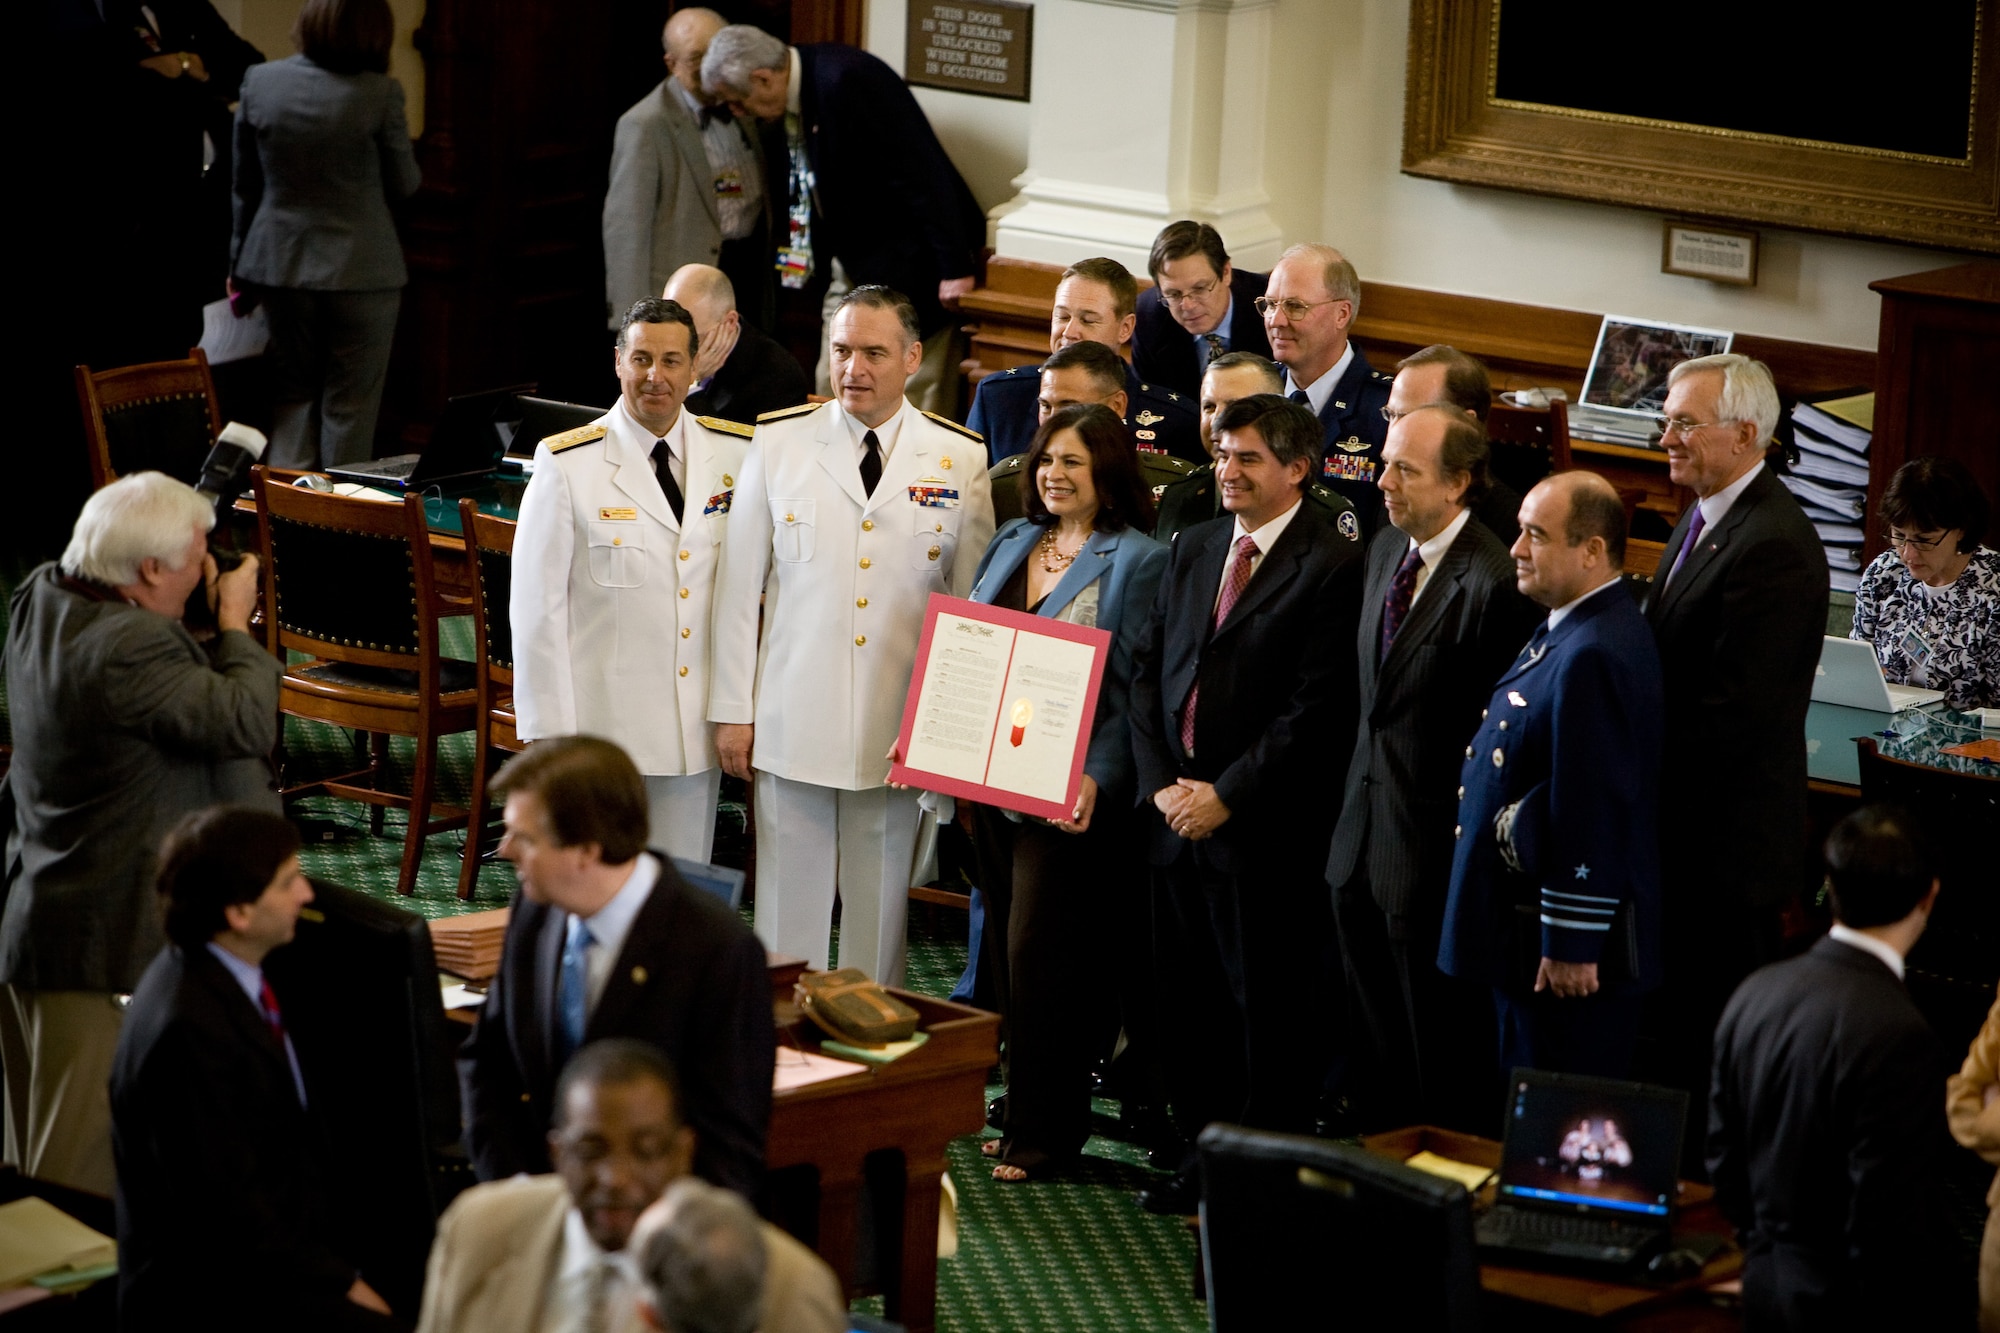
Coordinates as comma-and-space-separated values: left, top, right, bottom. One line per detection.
75, 348, 223, 489
456, 500, 524, 900
252, 467, 480, 895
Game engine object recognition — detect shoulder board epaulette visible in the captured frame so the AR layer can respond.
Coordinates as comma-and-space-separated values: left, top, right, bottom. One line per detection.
922, 410, 984, 443
544, 423, 607, 453
696, 415, 754, 438
756, 402, 819, 424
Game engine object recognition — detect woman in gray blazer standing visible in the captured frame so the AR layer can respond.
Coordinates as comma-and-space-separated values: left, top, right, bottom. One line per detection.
231, 0, 420, 468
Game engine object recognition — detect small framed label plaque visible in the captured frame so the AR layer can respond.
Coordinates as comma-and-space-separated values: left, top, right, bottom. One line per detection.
905, 1, 1033, 102
1661, 221, 1760, 287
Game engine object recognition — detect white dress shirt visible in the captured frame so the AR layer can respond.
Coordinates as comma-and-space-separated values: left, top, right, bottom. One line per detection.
1827, 923, 1906, 980
574, 853, 659, 1014
537, 1208, 646, 1333
1282, 342, 1356, 417
844, 397, 911, 469
1692, 460, 1765, 535
1406, 507, 1473, 607
1215, 494, 1305, 612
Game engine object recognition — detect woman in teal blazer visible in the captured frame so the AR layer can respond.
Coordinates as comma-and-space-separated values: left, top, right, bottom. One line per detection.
964, 403, 1168, 1181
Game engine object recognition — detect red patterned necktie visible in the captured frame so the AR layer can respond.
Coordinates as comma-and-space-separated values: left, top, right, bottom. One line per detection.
1179, 535, 1259, 755
1378, 544, 1425, 662
258, 977, 286, 1045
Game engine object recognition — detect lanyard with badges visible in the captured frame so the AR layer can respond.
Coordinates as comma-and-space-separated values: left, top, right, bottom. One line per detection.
778, 115, 815, 289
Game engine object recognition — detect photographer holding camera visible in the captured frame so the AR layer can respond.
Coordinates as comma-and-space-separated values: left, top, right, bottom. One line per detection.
1, 471, 281, 1194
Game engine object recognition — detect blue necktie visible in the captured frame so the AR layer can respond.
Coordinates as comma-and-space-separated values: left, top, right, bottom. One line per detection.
557, 918, 594, 1062
1522, 621, 1551, 660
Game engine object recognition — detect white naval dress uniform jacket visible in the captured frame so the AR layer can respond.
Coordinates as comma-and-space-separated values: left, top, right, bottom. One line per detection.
511, 399, 750, 776
708, 399, 995, 787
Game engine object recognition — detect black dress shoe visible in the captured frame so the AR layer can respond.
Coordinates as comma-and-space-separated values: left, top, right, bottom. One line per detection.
1136, 1170, 1201, 1216
986, 1093, 1008, 1131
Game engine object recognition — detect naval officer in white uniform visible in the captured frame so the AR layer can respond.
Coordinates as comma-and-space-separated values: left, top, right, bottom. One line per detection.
511, 296, 752, 861
710, 286, 995, 983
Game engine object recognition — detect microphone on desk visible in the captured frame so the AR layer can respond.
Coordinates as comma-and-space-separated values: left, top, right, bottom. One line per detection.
198, 421, 268, 572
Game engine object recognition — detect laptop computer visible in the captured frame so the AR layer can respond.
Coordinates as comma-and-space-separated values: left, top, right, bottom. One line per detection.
1569, 316, 1734, 448
497, 396, 606, 473
1812, 634, 1947, 712
1475, 1069, 1687, 1271
327, 384, 536, 488
669, 857, 745, 911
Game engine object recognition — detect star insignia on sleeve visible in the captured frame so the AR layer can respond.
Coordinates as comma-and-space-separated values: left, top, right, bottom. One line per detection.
1575, 865, 1591, 879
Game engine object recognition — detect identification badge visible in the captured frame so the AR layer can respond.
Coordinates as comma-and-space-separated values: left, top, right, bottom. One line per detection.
1898, 627, 1932, 663
776, 246, 812, 287
599, 507, 637, 520
1322, 455, 1377, 483
703, 490, 733, 517
713, 168, 744, 199
910, 485, 961, 508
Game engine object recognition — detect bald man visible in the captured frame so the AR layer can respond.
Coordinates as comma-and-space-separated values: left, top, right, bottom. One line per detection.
604, 9, 771, 331
665, 264, 809, 425
1440, 471, 1664, 1080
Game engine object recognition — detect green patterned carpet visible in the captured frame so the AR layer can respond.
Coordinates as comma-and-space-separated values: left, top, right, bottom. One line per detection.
281, 698, 1209, 1333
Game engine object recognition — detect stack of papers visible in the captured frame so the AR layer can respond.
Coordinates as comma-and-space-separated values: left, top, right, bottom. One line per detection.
0, 1197, 116, 1290
429, 909, 508, 981
1780, 394, 1873, 594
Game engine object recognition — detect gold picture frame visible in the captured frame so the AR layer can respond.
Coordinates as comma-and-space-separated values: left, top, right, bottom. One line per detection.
1401, 0, 2000, 255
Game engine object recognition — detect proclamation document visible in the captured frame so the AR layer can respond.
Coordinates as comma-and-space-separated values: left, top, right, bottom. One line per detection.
890, 594, 1111, 821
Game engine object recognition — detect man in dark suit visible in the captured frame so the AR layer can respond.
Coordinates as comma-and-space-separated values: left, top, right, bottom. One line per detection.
1385, 344, 1522, 545
665, 263, 809, 424
1260, 243, 1394, 534
1708, 805, 1959, 1331
1441, 473, 1663, 1080
1130, 394, 1364, 1214
2, 473, 279, 1197
1153, 350, 1360, 545
1639, 353, 1828, 1156
1325, 405, 1538, 1134
1131, 221, 1271, 399
701, 25, 984, 352
966, 257, 1201, 462
112, 807, 396, 1329
458, 736, 774, 1197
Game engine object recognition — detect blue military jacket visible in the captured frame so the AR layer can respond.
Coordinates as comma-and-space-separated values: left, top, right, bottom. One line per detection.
1307, 346, 1394, 535
1438, 581, 1665, 994
966, 362, 1201, 463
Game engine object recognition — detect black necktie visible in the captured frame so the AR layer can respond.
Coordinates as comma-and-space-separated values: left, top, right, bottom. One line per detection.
1288, 388, 1311, 408
859, 430, 882, 497
698, 103, 731, 128
651, 440, 684, 522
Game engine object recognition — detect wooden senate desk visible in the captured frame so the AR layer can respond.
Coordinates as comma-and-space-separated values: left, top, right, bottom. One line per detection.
1806, 699, 1998, 798
1360, 1127, 1742, 1330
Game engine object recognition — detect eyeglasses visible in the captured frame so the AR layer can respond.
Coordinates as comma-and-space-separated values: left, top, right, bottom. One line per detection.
1887, 529, 1950, 553
1159, 278, 1219, 308
1650, 415, 1738, 438
1253, 296, 1346, 322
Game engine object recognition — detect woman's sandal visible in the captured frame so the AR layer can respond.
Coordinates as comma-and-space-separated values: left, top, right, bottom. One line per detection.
980, 1136, 1010, 1160
990, 1145, 1062, 1183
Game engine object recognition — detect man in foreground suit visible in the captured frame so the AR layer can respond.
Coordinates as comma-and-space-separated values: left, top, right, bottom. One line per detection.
1326, 405, 1537, 1134
1130, 220, 1271, 399
665, 264, 809, 425
1130, 394, 1363, 1214
458, 737, 773, 1196
966, 257, 1200, 463
1260, 243, 1393, 533
1441, 472, 1663, 1079
113, 807, 395, 1330
513, 298, 749, 863
604, 8, 769, 330
3, 471, 278, 1196
422, 1040, 842, 1333
1640, 353, 1828, 1155
1709, 805, 1959, 1331
710, 286, 993, 985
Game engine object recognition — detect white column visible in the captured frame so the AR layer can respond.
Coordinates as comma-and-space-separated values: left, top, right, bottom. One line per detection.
994, 0, 1283, 271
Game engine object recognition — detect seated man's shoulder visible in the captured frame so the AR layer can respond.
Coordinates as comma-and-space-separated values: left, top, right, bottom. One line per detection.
974, 366, 1037, 405
757, 1221, 847, 1333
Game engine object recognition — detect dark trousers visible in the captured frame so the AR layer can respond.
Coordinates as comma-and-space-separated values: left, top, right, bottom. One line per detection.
1332, 869, 1499, 1136
1494, 986, 1644, 1082
1154, 845, 1335, 1169
971, 805, 1120, 1161
260, 286, 403, 469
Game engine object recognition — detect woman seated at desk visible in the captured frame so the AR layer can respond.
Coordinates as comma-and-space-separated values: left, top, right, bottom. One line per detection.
1852, 456, 2000, 710
960, 404, 1168, 1184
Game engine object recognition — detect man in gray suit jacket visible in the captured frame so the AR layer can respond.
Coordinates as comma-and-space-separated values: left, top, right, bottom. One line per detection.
1325, 406, 1538, 1136
0, 473, 281, 1194
604, 8, 770, 332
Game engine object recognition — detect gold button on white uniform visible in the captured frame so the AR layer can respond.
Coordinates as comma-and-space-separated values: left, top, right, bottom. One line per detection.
859, 557, 871, 569
927, 546, 941, 561
679, 588, 690, 599
855, 635, 867, 646
680, 627, 691, 639
678, 666, 689, 677
785, 512, 794, 522
856, 597, 868, 608
678, 549, 689, 561
862, 519, 874, 531
934, 522, 943, 533
612, 537, 622, 547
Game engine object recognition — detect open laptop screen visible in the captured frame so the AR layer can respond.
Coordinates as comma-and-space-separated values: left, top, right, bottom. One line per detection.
1495, 1070, 1685, 1218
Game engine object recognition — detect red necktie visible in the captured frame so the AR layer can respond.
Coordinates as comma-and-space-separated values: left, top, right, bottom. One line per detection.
1378, 545, 1424, 663
258, 977, 286, 1046
1180, 535, 1259, 755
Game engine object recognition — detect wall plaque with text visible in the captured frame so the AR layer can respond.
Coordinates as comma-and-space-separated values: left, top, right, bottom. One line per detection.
905, 1, 1032, 102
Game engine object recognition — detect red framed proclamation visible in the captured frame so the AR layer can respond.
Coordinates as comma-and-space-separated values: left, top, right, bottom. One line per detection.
888, 593, 1112, 821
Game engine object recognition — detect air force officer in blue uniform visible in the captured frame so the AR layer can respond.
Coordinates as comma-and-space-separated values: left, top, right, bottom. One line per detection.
1441, 472, 1664, 1080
